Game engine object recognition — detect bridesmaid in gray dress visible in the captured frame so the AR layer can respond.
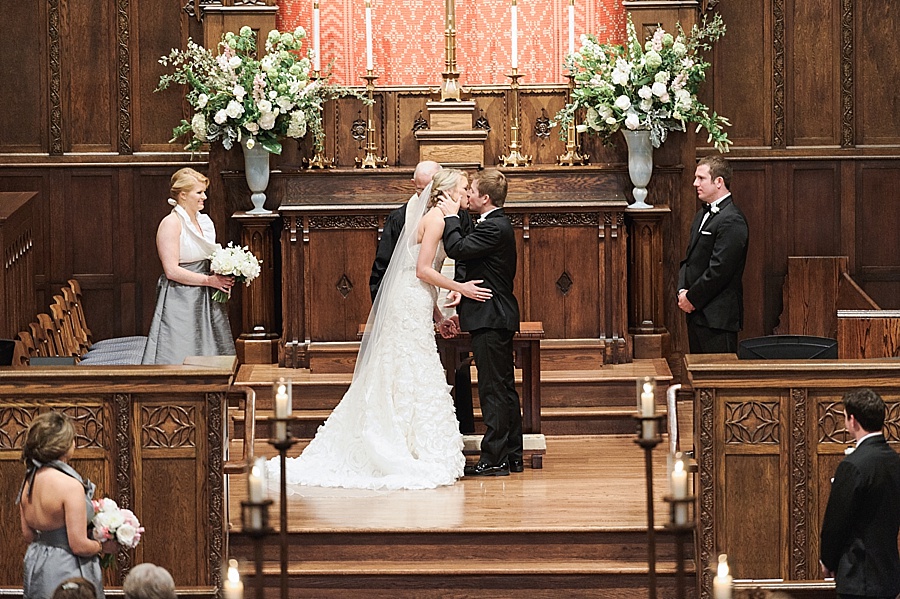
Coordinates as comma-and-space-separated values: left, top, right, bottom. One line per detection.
17, 412, 116, 599
141, 168, 236, 364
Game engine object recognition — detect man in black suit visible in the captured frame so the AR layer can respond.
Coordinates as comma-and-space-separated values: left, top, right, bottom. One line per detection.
820, 388, 900, 599
368, 160, 476, 434
439, 169, 522, 476
677, 155, 749, 354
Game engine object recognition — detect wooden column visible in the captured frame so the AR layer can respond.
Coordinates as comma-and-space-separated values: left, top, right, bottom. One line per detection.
627, 206, 671, 359
232, 212, 280, 364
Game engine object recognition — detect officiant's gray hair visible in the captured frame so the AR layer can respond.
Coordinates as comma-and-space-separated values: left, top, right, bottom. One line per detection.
123, 563, 176, 599
428, 168, 466, 208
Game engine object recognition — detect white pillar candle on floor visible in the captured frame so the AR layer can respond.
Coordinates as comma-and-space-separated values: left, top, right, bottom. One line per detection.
510, 0, 518, 69
224, 559, 243, 599
274, 385, 290, 441
568, 0, 575, 55
712, 554, 733, 599
313, 0, 321, 72
365, 0, 373, 71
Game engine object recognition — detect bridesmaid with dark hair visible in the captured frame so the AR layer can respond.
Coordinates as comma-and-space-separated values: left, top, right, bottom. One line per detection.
17, 412, 115, 599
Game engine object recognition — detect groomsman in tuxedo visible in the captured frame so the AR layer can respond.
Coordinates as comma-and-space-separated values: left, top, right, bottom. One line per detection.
439, 169, 522, 476
677, 155, 749, 353
368, 160, 476, 434
820, 388, 900, 599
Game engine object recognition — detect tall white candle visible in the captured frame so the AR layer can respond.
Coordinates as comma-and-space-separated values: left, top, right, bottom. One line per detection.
712, 555, 733, 599
671, 457, 688, 524
640, 381, 655, 439
510, 0, 518, 69
313, 0, 321, 72
568, 0, 575, 55
224, 559, 243, 599
248, 459, 264, 503
365, 0, 373, 71
274, 388, 289, 441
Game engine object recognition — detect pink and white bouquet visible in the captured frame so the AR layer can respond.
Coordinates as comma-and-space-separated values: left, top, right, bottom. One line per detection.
209, 242, 262, 303
91, 497, 144, 568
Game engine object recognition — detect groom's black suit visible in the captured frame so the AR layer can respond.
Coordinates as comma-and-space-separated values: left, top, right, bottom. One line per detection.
443, 209, 522, 467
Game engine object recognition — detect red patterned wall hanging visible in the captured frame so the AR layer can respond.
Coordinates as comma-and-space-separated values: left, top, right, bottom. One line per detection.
276, 0, 625, 86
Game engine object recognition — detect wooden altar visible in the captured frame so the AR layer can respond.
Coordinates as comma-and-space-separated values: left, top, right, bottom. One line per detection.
0, 357, 236, 596
223, 166, 664, 369
686, 354, 900, 599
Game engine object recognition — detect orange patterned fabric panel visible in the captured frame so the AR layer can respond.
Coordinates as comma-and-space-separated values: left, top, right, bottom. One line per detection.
276, 0, 625, 86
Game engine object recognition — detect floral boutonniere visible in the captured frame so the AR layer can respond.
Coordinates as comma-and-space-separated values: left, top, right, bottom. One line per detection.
710, 204, 720, 214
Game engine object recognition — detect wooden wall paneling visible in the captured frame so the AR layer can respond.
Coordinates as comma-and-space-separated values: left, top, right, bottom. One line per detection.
396, 93, 430, 166
855, 161, 900, 308
0, 175, 47, 317
788, 162, 841, 256
731, 162, 770, 339
0, 2, 46, 153
519, 90, 568, 166
565, 223, 602, 338
468, 91, 506, 168
786, 0, 842, 147
63, 0, 117, 153
0, 193, 37, 340
281, 214, 305, 367
855, 1, 900, 146
707, 0, 772, 148
134, 169, 176, 335
333, 94, 381, 167
306, 225, 374, 341
133, 0, 199, 151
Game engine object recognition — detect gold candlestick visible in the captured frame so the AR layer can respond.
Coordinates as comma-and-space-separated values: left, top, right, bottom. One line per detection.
305, 71, 335, 169
440, 0, 461, 101
557, 74, 589, 166
355, 70, 388, 169
499, 69, 532, 167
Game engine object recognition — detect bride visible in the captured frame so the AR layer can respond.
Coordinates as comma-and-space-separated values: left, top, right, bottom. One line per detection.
272, 169, 492, 490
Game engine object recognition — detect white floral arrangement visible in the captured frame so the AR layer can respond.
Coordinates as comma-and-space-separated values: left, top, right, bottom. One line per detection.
556, 13, 731, 152
209, 242, 262, 303
157, 26, 362, 154
91, 497, 143, 568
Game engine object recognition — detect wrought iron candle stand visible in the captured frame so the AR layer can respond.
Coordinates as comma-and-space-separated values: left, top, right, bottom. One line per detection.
304, 71, 335, 169
663, 494, 695, 599
240, 498, 274, 599
499, 69, 532, 167
634, 413, 666, 599
355, 71, 388, 168
557, 74, 589, 166
269, 418, 300, 599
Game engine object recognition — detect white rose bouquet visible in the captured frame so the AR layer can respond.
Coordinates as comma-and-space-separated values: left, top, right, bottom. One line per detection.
209, 242, 262, 303
91, 497, 143, 568
556, 12, 731, 152
157, 26, 364, 155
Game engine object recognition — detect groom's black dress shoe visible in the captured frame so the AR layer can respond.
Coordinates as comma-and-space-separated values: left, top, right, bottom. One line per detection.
464, 461, 510, 477
509, 458, 524, 473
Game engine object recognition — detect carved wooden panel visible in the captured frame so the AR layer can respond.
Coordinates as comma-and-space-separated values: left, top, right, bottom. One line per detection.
141, 404, 197, 449
0, 3, 46, 153
725, 400, 780, 444
787, 0, 841, 146
856, 1, 900, 145
788, 163, 841, 256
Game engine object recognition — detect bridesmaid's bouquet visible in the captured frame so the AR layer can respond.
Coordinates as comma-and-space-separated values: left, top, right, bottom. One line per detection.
209, 242, 262, 303
91, 498, 144, 568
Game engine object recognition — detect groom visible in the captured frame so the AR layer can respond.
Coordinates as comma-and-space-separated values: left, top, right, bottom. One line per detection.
439, 169, 522, 476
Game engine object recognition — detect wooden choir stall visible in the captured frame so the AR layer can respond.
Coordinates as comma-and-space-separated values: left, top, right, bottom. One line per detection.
0, 357, 237, 597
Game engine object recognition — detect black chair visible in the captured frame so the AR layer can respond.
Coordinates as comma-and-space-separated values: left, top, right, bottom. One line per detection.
0, 339, 15, 366
737, 335, 838, 360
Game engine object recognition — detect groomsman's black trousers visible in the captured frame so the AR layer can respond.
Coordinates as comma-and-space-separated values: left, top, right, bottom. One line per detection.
471, 327, 523, 466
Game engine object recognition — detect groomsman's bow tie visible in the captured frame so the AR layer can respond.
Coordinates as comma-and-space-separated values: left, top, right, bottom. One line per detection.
703, 204, 712, 213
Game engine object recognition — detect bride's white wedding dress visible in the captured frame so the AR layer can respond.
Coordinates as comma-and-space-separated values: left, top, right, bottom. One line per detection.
272, 234, 465, 491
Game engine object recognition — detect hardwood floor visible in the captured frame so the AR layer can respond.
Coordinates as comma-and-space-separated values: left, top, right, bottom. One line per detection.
228, 435, 677, 533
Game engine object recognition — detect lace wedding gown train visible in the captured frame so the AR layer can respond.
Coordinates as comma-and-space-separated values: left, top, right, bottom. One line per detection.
272, 243, 465, 491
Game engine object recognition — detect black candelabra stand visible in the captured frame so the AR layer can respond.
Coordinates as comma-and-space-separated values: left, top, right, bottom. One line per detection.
240, 499, 273, 599
634, 413, 666, 599
663, 494, 695, 599
269, 418, 300, 599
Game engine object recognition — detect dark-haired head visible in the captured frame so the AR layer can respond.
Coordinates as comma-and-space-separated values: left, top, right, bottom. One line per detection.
842, 388, 885, 433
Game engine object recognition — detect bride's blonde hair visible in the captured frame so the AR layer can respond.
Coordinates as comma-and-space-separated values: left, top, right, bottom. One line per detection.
427, 169, 466, 208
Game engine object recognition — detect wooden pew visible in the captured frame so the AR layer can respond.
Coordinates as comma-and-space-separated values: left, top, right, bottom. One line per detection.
0, 356, 237, 597
685, 353, 900, 598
